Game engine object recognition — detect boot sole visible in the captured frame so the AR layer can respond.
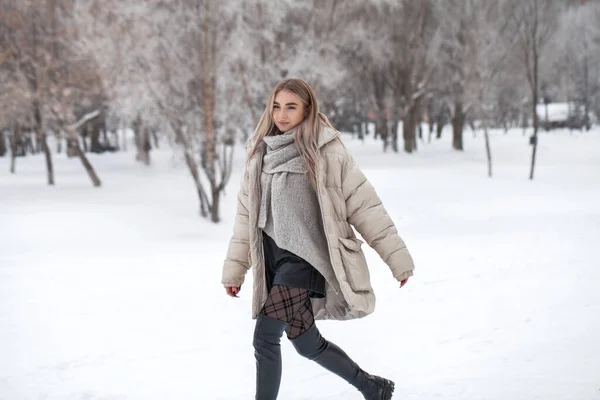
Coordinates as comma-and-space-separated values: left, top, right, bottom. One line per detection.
383, 379, 395, 399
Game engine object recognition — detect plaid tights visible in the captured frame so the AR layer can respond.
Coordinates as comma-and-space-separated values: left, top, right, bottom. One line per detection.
259, 285, 315, 339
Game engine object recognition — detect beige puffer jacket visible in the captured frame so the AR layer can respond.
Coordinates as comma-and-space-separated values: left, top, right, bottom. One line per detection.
221, 126, 414, 320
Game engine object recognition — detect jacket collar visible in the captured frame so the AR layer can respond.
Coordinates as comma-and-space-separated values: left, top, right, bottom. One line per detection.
318, 126, 339, 149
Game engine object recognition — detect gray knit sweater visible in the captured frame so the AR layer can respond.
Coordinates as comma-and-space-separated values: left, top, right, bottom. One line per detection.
257, 129, 334, 286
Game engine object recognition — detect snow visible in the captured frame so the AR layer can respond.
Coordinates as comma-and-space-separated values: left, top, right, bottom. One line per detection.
1, 127, 599, 400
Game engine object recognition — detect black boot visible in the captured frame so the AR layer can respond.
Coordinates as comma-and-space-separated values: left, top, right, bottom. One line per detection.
290, 324, 395, 400
253, 315, 288, 400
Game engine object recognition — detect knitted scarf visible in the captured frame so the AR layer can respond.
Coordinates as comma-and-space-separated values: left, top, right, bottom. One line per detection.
257, 130, 306, 228
256, 128, 334, 287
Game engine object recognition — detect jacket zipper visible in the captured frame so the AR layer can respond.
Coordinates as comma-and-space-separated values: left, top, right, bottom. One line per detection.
315, 157, 340, 295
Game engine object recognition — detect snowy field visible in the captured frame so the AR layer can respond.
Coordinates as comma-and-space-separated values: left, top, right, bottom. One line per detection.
1, 127, 599, 400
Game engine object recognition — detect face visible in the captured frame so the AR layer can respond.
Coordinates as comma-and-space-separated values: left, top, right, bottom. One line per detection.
272, 90, 307, 133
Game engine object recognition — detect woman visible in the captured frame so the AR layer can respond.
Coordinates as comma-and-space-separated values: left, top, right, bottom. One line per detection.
221, 78, 414, 400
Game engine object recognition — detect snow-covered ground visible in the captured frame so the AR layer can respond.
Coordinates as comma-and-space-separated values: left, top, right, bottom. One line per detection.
1, 127, 599, 400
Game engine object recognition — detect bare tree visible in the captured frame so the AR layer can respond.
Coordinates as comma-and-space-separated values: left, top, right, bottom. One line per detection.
5, 0, 58, 184
0, 0, 105, 186
471, 2, 516, 178
336, 1, 439, 153
0, 129, 5, 157
509, 0, 563, 180
112, 0, 241, 222
333, 1, 394, 150
64, 109, 103, 186
436, 0, 480, 151
438, 1, 516, 176
554, 2, 600, 131
388, 1, 439, 153
46, 1, 105, 187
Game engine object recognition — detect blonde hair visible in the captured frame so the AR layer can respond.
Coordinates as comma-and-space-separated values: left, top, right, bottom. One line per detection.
247, 78, 335, 188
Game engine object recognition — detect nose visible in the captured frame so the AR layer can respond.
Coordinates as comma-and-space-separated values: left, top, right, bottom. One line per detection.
275, 108, 287, 121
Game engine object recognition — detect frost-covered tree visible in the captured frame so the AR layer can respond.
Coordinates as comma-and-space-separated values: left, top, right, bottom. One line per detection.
387, 0, 439, 153
0, 0, 57, 181
468, 1, 515, 177
81, 0, 245, 221
0, 0, 105, 186
553, 2, 600, 130
435, 0, 487, 151
507, 0, 564, 180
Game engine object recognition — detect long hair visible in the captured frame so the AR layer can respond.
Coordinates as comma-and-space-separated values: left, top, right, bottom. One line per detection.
247, 78, 335, 188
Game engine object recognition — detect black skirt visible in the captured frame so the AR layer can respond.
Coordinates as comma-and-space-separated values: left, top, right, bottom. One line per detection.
262, 232, 326, 298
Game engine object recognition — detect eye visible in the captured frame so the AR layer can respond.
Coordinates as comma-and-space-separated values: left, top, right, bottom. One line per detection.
273, 105, 279, 109
288, 107, 296, 111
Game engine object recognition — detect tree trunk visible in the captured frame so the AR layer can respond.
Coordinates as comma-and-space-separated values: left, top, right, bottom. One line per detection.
34, 102, 54, 185
102, 128, 109, 148
529, 100, 539, 180
35, 135, 42, 153
202, 1, 219, 223
90, 122, 102, 153
143, 128, 151, 165
56, 130, 63, 154
25, 134, 34, 154
0, 130, 6, 157
69, 136, 101, 187
483, 119, 492, 178
403, 105, 418, 153
135, 126, 151, 165
428, 122, 433, 143
379, 113, 389, 152
112, 130, 120, 151
211, 186, 220, 224
41, 134, 54, 185
184, 147, 209, 218
66, 137, 78, 157
81, 128, 89, 153
529, 39, 540, 181
152, 129, 159, 148
134, 118, 151, 165
391, 120, 399, 153
452, 101, 465, 151
9, 125, 19, 174
436, 121, 443, 139
167, 121, 210, 218
371, 71, 386, 143
428, 120, 434, 141
121, 125, 128, 151
583, 53, 591, 131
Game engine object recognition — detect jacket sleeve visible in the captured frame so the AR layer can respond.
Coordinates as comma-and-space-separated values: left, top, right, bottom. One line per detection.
341, 154, 415, 282
221, 170, 251, 287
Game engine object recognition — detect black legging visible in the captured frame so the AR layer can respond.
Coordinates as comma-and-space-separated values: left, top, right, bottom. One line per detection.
254, 285, 388, 399
259, 285, 314, 339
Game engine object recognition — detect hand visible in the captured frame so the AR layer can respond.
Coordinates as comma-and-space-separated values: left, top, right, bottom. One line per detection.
226, 286, 241, 298
400, 277, 409, 288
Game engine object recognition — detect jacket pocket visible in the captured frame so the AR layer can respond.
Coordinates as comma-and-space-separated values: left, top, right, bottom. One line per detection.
338, 237, 371, 292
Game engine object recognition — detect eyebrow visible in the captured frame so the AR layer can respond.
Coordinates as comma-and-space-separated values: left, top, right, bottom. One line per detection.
273, 101, 298, 106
